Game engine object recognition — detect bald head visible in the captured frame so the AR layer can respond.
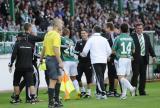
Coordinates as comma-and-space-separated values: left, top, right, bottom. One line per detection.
52, 18, 64, 33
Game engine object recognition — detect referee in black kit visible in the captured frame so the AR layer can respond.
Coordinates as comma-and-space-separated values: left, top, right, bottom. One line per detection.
75, 29, 92, 98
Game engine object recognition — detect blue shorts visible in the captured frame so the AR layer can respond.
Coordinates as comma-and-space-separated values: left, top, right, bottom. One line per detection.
45, 56, 61, 80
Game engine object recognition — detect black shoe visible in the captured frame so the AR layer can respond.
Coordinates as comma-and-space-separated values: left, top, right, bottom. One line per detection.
107, 91, 114, 97
139, 91, 148, 96
139, 93, 148, 96
30, 98, 36, 104
81, 92, 86, 98
54, 101, 62, 108
26, 99, 31, 103
114, 92, 120, 97
48, 104, 54, 108
57, 100, 63, 107
10, 98, 21, 104
84, 94, 91, 98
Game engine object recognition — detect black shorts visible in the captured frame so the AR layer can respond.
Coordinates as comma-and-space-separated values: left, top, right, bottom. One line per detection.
45, 56, 61, 80
13, 68, 34, 86
77, 62, 92, 84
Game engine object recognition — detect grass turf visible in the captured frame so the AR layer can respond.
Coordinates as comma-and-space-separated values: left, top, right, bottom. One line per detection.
0, 82, 160, 108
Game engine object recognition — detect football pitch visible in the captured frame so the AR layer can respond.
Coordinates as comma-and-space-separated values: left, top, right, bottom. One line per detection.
0, 82, 160, 108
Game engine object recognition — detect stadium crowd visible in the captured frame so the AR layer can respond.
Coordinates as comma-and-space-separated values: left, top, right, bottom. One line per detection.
0, 0, 160, 33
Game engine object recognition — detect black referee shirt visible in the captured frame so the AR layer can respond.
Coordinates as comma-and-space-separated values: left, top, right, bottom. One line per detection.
75, 39, 91, 63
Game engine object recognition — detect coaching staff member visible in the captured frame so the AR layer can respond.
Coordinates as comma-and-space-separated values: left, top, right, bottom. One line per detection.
11, 23, 44, 102
75, 29, 92, 98
40, 18, 64, 108
81, 26, 112, 99
131, 22, 156, 96
9, 34, 36, 104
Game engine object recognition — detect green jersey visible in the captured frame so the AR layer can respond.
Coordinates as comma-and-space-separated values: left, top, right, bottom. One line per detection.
61, 36, 78, 61
112, 33, 135, 60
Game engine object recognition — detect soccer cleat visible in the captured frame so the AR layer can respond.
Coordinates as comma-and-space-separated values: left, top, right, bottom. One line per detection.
81, 92, 86, 98
131, 87, 136, 96
107, 91, 115, 97
96, 94, 101, 100
26, 99, 31, 103
10, 98, 21, 104
58, 100, 63, 107
30, 98, 36, 104
84, 94, 91, 98
114, 91, 120, 97
101, 95, 107, 100
120, 95, 127, 100
48, 105, 54, 108
54, 101, 63, 108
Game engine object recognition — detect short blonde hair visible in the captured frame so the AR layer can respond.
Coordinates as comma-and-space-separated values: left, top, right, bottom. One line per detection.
52, 18, 63, 29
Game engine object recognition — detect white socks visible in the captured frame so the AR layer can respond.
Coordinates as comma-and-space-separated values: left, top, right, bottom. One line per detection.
123, 78, 134, 91
120, 78, 133, 96
73, 80, 80, 93
81, 86, 86, 93
120, 78, 127, 96
87, 89, 91, 95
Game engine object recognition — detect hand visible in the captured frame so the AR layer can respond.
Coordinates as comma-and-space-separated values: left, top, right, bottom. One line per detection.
80, 53, 84, 57
152, 57, 156, 64
8, 63, 12, 67
8, 63, 12, 73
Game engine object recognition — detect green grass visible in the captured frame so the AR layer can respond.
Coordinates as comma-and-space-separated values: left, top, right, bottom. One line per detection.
0, 82, 160, 108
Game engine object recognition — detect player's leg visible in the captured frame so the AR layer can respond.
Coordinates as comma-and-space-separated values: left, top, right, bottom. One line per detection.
116, 58, 127, 99
25, 70, 36, 104
11, 69, 23, 104
131, 60, 140, 95
104, 65, 108, 93
84, 62, 92, 98
70, 61, 81, 99
54, 73, 63, 107
77, 63, 86, 97
118, 58, 135, 99
92, 63, 107, 99
11, 78, 25, 102
33, 65, 40, 101
108, 61, 115, 96
46, 57, 59, 108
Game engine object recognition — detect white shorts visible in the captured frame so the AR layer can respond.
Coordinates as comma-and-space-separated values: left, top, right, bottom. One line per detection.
114, 58, 131, 76
63, 61, 78, 76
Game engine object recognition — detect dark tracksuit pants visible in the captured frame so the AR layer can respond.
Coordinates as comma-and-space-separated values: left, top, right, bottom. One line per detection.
92, 63, 106, 95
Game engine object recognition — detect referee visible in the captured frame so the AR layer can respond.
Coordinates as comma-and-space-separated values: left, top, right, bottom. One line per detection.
40, 18, 64, 108
75, 29, 92, 98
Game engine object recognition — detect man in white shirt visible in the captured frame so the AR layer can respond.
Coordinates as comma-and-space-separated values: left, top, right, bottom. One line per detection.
81, 26, 112, 99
